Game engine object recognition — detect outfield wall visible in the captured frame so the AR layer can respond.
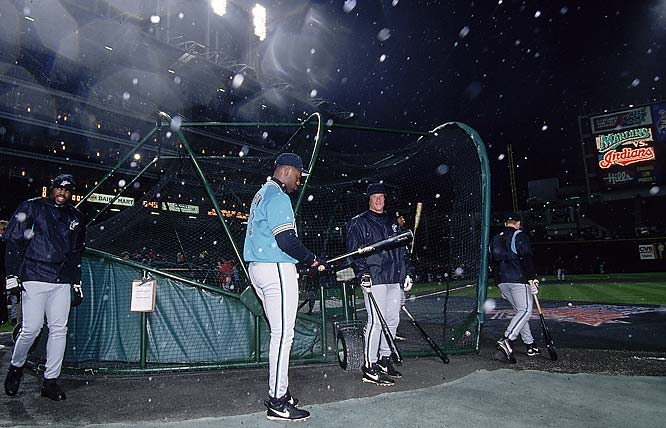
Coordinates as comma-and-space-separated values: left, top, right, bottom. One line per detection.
532, 238, 666, 275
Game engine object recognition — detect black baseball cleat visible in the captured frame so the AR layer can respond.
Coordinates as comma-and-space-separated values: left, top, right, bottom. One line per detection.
377, 356, 402, 378
285, 389, 299, 406
265, 394, 310, 422
394, 330, 407, 341
41, 378, 67, 401
4, 365, 23, 396
496, 337, 517, 364
362, 364, 395, 386
526, 344, 542, 357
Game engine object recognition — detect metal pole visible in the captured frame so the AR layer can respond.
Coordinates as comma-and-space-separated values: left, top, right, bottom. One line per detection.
577, 115, 592, 201
88, 156, 159, 224
295, 113, 324, 213
140, 269, 149, 369
76, 127, 159, 209
320, 284, 327, 357
173, 128, 249, 281
507, 144, 518, 212
254, 315, 261, 363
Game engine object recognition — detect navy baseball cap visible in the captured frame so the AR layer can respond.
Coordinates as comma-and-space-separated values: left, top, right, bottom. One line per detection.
503, 212, 522, 222
367, 182, 386, 196
50, 174, 76, 191
275, 153, 309, 176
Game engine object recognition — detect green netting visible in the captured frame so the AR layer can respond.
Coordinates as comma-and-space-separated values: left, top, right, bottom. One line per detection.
25, 115, 489, 373
291, 122, 490, 355
27, 253, 321, 372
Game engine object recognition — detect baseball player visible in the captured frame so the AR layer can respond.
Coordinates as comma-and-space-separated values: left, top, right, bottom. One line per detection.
346, 183, 413, 386
489, 212, 541, 363
4, 174, 85, 400
243, 153, 325, 422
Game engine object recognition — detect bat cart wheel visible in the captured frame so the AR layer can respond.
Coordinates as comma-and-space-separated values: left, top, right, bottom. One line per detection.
335, 325, 363, 372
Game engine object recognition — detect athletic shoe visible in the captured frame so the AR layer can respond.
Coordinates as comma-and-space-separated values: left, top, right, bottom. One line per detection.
285, 389, 299, 406
394, 331, 406, 341
496, 337, 517, 364
265, 395, 310, 421
41, 378, 67, 401
377, 356, 402, 378
362, 364, 395, 386
4, 365, 23, 396
526, 344, 541, 357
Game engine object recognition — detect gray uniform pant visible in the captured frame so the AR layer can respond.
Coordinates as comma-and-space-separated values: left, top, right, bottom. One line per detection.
11, 281, 71, 379
362, 283, 401, 367
498, 282, 535, 344
249, 262, 298, 399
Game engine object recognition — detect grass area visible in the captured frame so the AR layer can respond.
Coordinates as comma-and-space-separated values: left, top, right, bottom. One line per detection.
408, 272, 666, 306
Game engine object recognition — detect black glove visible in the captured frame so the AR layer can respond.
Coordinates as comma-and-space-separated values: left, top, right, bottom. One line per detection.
310, 256, 327, 272
72, 283, 84, 307
6, 275, 23, 296
360, 273, 372, 290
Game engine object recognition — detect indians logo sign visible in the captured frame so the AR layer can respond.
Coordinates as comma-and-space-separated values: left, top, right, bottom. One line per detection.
598, 147, 655, 169
488, 304, 666, 327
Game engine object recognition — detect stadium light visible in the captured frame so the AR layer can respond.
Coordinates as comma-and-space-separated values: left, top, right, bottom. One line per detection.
252, 4, 266, 41
211, 0, 227, 16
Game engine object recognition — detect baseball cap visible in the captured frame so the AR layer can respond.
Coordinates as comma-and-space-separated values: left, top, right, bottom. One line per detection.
366, 182, 386, 196
503, 212, 522, 222
275, 153, 309, 176
50, 174, 76, 191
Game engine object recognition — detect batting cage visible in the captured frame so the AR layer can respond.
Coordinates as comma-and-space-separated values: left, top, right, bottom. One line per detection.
23, 113, 491, 373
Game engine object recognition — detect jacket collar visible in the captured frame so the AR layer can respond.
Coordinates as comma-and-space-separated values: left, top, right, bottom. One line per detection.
267, 176, 286, 192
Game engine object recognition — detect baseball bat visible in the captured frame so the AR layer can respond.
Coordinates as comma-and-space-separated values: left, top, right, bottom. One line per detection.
328, 230, 414, 264
367, 291, 403, 366
410, 202, 423, 254
402, 305, 449, 364
533, 295, 558, 361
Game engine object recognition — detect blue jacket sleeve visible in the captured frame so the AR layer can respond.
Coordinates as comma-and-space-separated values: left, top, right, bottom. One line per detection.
4, 201, 34, 278
68, 209, 86, 284
345, 216, 369, 277
515, 232, 537, 280
274, 229, 317, 265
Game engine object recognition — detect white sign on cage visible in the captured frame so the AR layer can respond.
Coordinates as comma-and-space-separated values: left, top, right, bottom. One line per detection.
130, 278, 157, 312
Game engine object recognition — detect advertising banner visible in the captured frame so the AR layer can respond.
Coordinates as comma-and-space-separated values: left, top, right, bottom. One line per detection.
638, 244, 656, 260
590, 106, 652, 134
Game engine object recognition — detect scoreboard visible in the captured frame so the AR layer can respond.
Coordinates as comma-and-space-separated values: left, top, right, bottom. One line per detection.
585, 102, 666, 191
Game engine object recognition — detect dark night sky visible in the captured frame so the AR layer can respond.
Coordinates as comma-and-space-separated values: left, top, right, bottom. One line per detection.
259, 0, 664, 201
0, 0, 663, 211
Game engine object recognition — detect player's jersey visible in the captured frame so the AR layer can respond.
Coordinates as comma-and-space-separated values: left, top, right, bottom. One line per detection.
489, 227, 537, 284
243, 177, 299, 263
4, 197, 85, 284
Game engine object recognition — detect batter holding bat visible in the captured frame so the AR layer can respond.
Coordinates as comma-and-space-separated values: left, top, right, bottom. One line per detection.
489, 212, 541, 363
346, 183, 414, 385
243, 153, 326, 422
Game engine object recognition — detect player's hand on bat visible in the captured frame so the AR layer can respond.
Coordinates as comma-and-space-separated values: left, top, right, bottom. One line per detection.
528, 279, 539, 295
402, 275, 413, 292
6, 275, 23, 296
72, 283, 84, 307
360, 273, 372, 290
310, 256, 326, 272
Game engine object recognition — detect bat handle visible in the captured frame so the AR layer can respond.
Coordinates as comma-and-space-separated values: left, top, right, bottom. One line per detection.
533, 294, 543, 314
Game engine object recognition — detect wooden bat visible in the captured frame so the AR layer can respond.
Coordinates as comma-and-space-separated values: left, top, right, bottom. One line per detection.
533, 295, 558, 361
328, 231, 413, 263
402, 306, 449, 364
410, 202, 423, 254
367, 291, 403, 365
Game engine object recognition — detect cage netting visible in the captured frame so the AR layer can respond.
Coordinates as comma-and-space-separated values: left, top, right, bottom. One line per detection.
42, 117, 488, 371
